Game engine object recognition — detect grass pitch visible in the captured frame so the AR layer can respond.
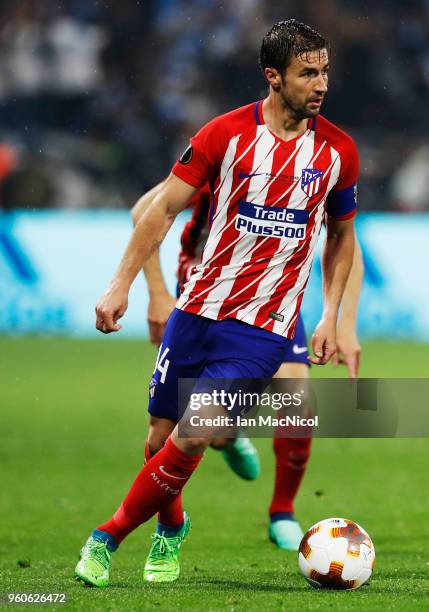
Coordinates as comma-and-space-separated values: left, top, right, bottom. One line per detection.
1, 337, 428, 611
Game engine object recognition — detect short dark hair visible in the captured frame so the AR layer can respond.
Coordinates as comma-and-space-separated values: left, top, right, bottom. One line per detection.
259, 19, 329, 76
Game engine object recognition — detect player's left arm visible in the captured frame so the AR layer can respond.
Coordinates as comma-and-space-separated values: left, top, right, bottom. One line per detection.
311, 136, 360, 366
310, 216, 355, 365
332, 236, 364, 377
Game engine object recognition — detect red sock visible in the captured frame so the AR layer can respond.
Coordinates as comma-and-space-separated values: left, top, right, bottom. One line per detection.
157, 494, 184, 528
97, 437, 202, 543
144, 440, 185, 528
269, 431, 312, 516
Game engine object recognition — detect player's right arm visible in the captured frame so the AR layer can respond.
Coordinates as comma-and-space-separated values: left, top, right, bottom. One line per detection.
96, 113, 225, 333
96, 173, 197, 334
131, 182, 176, 346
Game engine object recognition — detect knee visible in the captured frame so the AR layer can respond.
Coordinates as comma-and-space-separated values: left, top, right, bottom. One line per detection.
146, 430, 168, 457
174, 435, 210, 455
186, 437, 209, 453
146, 417, 176, 458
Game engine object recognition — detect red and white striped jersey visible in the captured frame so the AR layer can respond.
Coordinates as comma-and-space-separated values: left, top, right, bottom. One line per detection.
172, 100, 359, 338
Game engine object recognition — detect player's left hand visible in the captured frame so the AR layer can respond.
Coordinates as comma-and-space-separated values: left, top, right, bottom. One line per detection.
309, 317, 336, 365
332, 319, 361, 379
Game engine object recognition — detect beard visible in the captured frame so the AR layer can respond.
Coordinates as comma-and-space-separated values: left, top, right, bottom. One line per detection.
280, 89, 321, 120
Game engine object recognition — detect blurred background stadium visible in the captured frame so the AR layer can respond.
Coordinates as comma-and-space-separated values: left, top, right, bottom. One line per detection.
0, 0, 429, 339
1, 0, 429, 211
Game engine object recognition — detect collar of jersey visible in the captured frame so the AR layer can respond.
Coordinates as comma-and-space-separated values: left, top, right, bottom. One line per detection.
254, 99, 315, 147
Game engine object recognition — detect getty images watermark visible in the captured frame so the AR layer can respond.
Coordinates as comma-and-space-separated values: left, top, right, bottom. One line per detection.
176, 378, 429, 438
187, 389, 318, 429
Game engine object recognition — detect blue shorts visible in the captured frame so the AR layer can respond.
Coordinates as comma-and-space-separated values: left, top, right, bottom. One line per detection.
176, 283, 308, 366
283, 314, 310, 366
148, 308, 291, 421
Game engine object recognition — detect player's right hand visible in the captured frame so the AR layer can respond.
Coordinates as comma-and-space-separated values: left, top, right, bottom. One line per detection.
95, 284, 129, 334
147, 291, 176, 346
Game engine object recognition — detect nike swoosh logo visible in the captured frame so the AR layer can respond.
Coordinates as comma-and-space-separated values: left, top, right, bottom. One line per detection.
239, 171, 299, 181
238, 171, 265, 179
159, 465, 187, 480
292, 345, 308, 355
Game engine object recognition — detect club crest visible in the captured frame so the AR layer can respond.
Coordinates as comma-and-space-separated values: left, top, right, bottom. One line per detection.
149, 377, 157, 399
301, 168, 324, 197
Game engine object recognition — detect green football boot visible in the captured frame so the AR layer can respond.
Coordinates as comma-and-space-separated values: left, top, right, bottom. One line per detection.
143, 512, 191, 583
75, 531, 117, 587
269, 518, 304, 551
222, 437, 261, 481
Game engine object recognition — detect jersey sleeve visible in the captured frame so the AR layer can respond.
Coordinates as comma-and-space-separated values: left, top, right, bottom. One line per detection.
326, 138, 359, 220
172, 117, 225, 188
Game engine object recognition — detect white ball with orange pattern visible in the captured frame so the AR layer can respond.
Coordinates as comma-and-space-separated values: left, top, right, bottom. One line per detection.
298, 517, 375, 590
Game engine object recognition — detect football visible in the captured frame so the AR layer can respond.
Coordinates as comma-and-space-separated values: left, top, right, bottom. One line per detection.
298, 518, 375, 590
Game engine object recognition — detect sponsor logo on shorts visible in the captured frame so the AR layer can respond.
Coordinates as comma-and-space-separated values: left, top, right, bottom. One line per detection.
269, 311, 284, 322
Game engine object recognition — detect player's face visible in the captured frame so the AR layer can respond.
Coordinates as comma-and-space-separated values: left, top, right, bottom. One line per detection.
280, 48, 329, 119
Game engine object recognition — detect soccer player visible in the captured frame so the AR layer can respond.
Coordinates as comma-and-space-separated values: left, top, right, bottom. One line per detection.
131, 179, 362, 556
76, 19, 359, 587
